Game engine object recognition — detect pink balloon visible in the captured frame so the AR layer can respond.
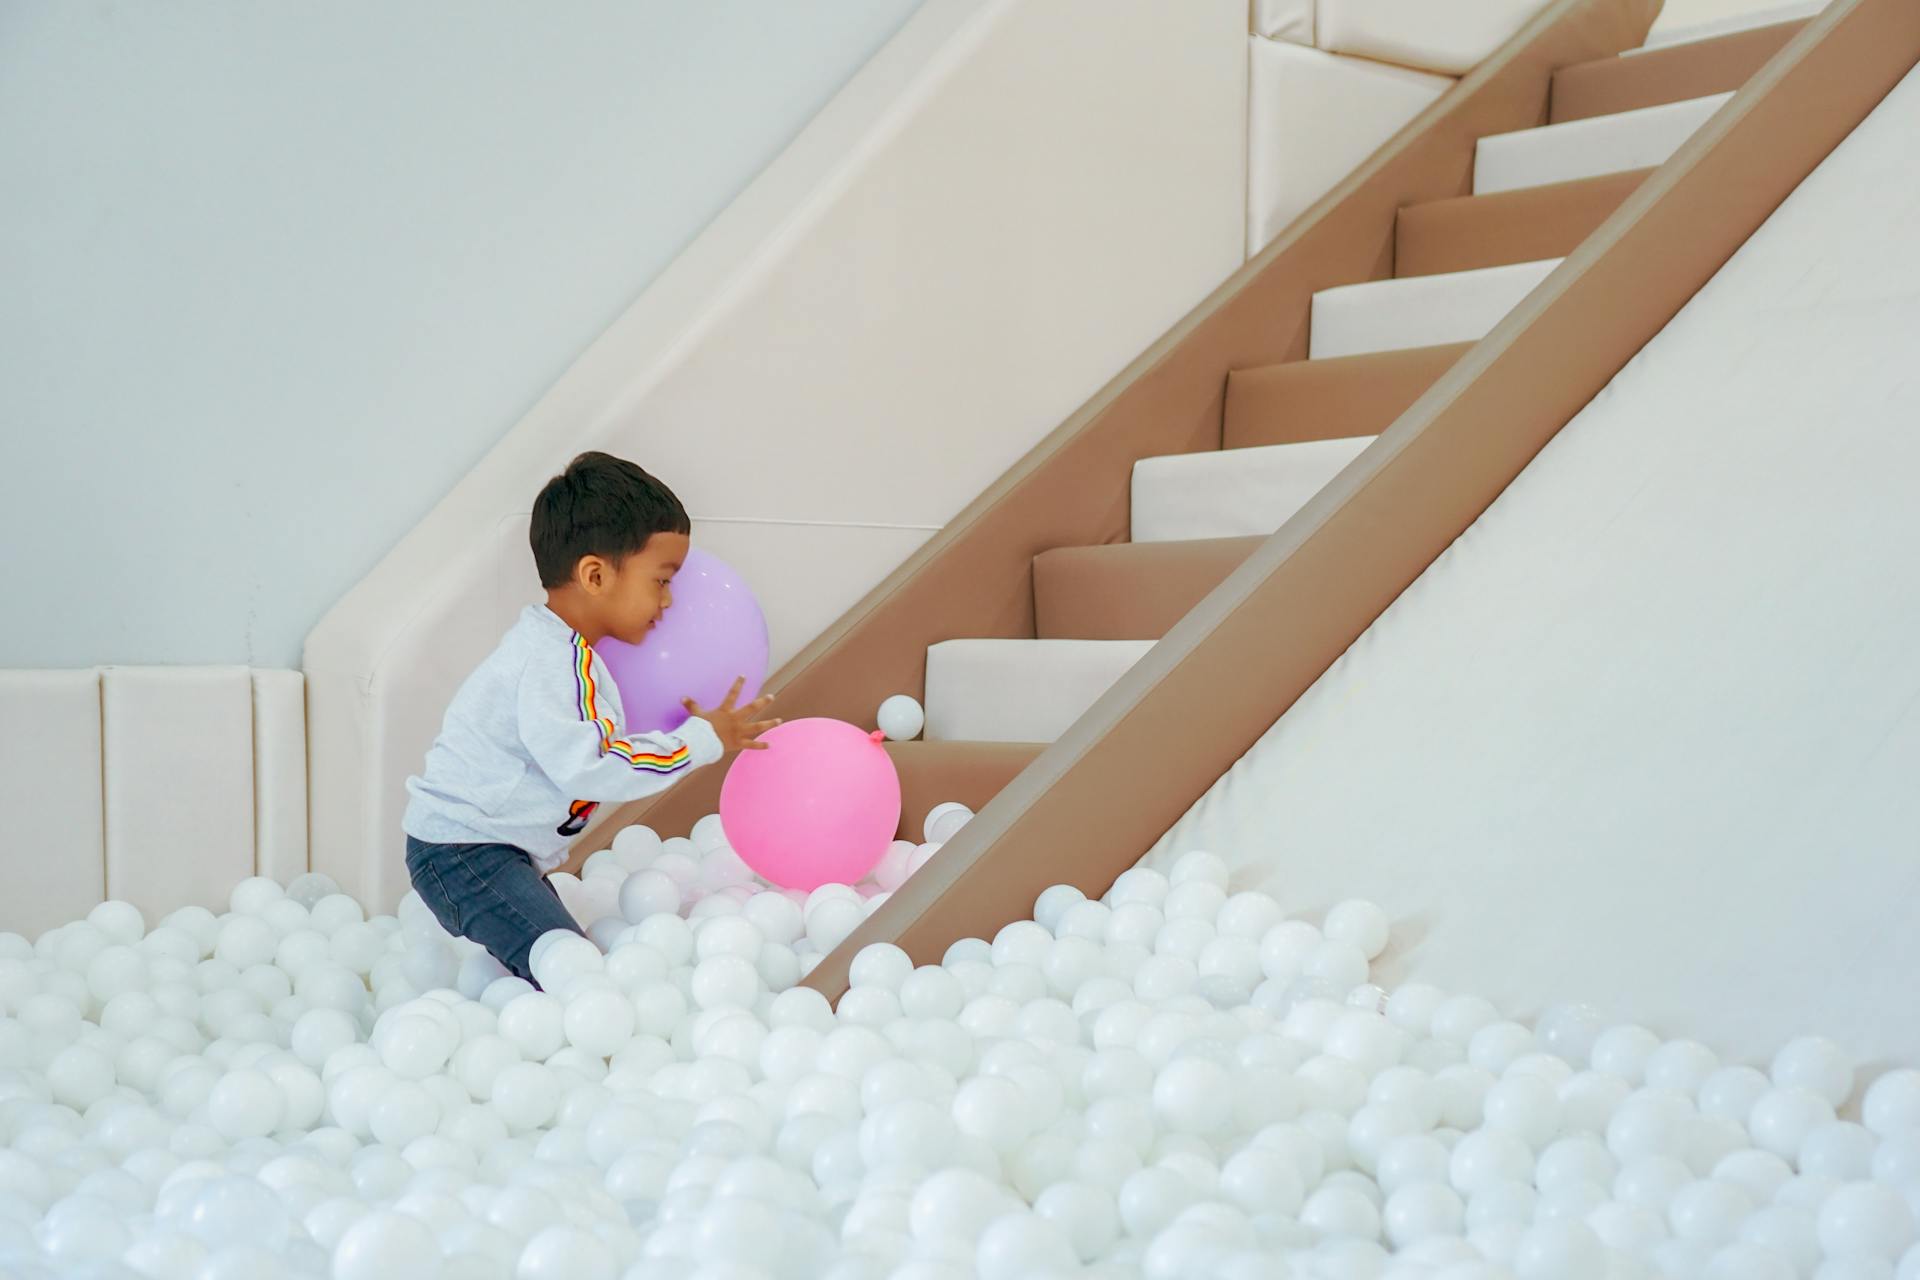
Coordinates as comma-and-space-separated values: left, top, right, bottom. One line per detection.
598, 547, 769, 736
718, 718, 902, 891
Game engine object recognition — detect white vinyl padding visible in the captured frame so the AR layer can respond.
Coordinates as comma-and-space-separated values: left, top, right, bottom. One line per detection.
103, 667, 256, 920
1315, 0, 1553, 76
252, 669, 308, 887
1251, 0, 1314, 46
1131, 437, 1376, 543
925, 639, 1155, 744
1637, 0, 1825, 51
0, 670, 105, 938
1148, 64, 1920, 1068
1473, 93, 1733, 195
1248, 38, 1453, 256
1308, 258, 1561, 359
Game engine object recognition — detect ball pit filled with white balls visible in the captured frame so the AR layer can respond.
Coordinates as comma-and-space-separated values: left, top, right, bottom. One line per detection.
4, 818, 1920, 1280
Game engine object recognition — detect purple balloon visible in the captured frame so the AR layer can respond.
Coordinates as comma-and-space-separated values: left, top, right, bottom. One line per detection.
597, 547, 770, 736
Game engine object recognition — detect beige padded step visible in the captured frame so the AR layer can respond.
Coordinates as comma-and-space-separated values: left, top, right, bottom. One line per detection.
1223, 343, 1471, 451
1551, 19, 1808, 122
1396, 169, 1652, 278
1033, 538, 1264, 641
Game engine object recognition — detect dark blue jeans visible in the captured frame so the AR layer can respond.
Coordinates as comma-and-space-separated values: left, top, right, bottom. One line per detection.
404, 836, 583, 985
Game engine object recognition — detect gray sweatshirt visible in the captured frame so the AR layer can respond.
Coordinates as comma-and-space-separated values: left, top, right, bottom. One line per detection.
403, 604, 722, 870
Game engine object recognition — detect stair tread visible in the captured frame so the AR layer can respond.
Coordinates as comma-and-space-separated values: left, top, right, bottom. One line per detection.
1638, 2, 1820, 51
1225, 342, 1472, 450
1476, 93, 1730, 195
1552, 18, 1808, 122
925, 638, 1156, 744
1034, 537, 1264, 641
1133, 435, 1376, 543
1309, 258, 1561, 360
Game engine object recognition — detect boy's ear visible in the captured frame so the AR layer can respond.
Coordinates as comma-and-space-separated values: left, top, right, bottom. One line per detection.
574, 554, 608, 594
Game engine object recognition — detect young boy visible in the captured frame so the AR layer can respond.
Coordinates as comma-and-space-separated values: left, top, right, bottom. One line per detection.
402, 451, 778, 983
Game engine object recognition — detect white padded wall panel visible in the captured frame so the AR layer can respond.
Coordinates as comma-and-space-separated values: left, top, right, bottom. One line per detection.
103, 667, 255, 918
1248, 38, 1452, 256
1252, 0, 1315, 45
1131, 438, 1375, 542
924, 639, 1155, 744
0, 670, 105, 938
252, 669, 307, 886
1315, 0, 1551, 76
1308, 258, 1561, 359
1149, 65, 1920, 1067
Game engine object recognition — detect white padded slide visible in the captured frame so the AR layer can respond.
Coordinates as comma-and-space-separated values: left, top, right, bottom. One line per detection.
1637, 0, 1824, 51
253, 669, 308, 887
924, 639, 1155, 744
1248, 38, 1452, 255
1315, 0, 1551, 76
1131, 438, 1375, 543
1150, 64, 1920, 1066
1308, 258, 1561, 359
0, 670, 105, 937
1473, 94, 1733, 195
103, 667, 256, 919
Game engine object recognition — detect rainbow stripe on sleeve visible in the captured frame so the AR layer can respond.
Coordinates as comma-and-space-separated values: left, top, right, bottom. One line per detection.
571, 635, 691, 773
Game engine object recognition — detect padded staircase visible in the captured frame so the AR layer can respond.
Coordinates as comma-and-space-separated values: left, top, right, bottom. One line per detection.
914, 10, 1813, 752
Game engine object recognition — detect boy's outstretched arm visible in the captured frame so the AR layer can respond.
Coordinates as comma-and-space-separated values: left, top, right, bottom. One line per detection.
518, 648, 725, 806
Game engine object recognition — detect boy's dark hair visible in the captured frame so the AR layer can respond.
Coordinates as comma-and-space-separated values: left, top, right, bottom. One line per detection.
530, 452, 690, 588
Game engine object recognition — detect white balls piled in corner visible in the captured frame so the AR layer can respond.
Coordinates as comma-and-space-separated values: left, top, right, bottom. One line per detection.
1, 849, 1918, 1280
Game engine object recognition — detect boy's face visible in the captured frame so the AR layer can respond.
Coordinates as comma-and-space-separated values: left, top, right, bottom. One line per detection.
579, 531, 690, 645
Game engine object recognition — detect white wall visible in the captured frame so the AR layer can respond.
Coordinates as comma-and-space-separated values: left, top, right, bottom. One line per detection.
0, 0, 927, 670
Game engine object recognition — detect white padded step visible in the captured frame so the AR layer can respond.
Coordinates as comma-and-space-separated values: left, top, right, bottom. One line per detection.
925, 639, 1155, 744
1635, 0, 1823, 52
1474, 93, 1733, 194
1309, 258, 1561, 360
1131, 437, 1375, 543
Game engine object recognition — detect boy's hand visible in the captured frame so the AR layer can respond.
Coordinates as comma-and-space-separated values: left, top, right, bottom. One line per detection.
684, 678, 780, 753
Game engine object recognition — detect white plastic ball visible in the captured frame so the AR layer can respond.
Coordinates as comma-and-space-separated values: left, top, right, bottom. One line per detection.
1772, 1036, 1854, 1108
563, 985, 638, 1057
1819, 1182, 1917, 1260
497, 992, 566, 1060
877, 695, 925, 742
1750, 1087, 1837, 1161
330, 1209, 440, 1280
618, 871, 681, 924
1324, 900, 1390, 960
1513, 1221, 1606, 1280
228, 877, 285, 917
848, 943, 913, 992
925, 803, 974, 846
